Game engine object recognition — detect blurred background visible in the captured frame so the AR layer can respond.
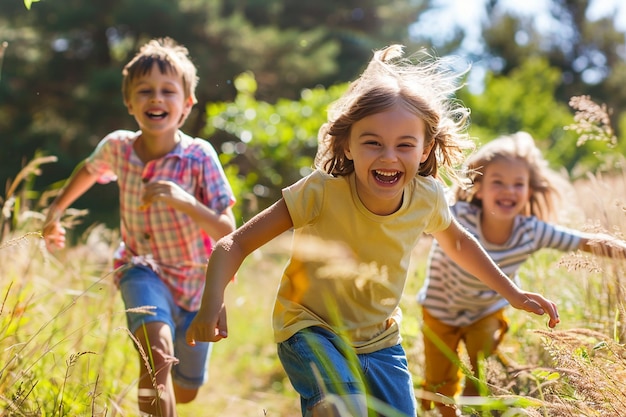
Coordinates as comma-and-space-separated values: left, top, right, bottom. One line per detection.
2, 0, 626, 236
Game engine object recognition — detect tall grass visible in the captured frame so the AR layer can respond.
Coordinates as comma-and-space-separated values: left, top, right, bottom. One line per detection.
1, 97, 625, 415
2, 167, 624, 416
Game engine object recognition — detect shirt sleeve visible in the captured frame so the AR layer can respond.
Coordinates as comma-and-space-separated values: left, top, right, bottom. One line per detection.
84, 131, 126, 184
423, 177, 452, 234
282, 170, 326, 229
533, 219, 583, 252
197, 140, 236, 214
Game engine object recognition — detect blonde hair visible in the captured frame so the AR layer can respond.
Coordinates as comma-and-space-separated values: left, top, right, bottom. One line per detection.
315, 45, 474, 182
456, 131, 565, 221
121, 37, 198, 105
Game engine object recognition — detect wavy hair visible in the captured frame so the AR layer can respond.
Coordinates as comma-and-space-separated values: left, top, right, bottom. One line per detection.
315, 45, 473, 183
455, 131, 566, 221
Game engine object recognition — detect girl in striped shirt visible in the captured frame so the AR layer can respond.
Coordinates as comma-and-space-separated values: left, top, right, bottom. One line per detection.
418, 131, 626, 417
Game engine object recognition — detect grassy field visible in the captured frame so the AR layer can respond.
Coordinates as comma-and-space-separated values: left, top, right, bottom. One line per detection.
1, 170, 625, 416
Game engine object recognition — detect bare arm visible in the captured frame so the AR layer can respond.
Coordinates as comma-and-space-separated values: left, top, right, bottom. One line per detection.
42, 161, 99, 250
431, 217, 560, 328
186, 198, 294, 344
578, 233, 626, 259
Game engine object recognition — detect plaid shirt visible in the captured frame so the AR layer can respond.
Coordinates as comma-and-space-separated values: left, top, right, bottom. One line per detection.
86, 130, 235, 311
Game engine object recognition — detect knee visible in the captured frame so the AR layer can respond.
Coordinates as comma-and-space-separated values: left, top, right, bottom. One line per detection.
311, 394, 367, 417
174, 385, 198, 404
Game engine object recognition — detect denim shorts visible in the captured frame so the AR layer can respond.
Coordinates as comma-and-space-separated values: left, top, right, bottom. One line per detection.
119, 265, 211, 389
277, 326, 416, 417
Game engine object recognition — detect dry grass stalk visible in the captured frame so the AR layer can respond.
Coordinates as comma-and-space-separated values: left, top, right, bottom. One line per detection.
564, 95, 617, 148
534, 328, 626, 416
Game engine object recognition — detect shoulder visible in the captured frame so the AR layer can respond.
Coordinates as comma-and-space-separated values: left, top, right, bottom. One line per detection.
92, 130, 138, 155
409, 175, 448, 205
99, 130, 138, 145
285, 169, 338, 195
178, 132, 218, 155
451, 200, 479, 217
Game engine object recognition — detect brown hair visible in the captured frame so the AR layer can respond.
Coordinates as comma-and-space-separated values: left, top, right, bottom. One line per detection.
315, 45, 474, 183
121, 37, 198, 105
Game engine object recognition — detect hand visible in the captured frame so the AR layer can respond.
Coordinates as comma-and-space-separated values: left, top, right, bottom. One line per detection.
140, 180, 194, 211
511, 291, 560, 329
42, 220, 66, 251
186, 303, 229, 346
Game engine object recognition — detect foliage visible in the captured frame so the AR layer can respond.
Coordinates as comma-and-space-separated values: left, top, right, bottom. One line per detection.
206, 72, 346, 221
1, 0, 422, 228
459, 58, 625, 177
23, 0, 39, 10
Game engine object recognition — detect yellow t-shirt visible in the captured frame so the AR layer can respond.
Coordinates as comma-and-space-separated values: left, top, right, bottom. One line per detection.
276, 170, 451, 354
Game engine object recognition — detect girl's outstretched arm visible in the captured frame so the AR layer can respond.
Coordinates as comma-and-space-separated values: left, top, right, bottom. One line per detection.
579, 234, 626, 259
186, 198, 294, 345
431, 218, 560, 328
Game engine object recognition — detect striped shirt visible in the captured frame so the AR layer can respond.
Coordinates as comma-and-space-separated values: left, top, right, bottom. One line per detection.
86, 130, 235, 311
417, 201, 582, 326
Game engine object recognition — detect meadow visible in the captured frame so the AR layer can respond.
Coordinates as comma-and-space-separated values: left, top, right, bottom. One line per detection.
1, 167, 625, 416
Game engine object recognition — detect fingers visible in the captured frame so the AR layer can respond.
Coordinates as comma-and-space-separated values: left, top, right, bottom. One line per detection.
186, 307, 229, 346
216, 306, 228, 339
521, 295, 560, 329
42, 222, 66, 251
185, 327, 197, 347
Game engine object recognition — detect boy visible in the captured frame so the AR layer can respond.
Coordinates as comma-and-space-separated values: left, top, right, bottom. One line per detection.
43, 38, 236, 417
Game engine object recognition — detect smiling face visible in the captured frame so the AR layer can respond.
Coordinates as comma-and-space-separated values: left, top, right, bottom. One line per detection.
344, 104, 432, 215
124, 63, 193, 138
474, 157, 531, 222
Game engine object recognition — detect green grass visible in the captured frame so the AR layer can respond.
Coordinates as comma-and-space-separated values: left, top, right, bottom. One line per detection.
1, 171, 625, 416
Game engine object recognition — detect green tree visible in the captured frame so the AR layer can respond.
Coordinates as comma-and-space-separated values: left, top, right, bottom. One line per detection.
205, 72, 346, 221
459, 57, 622, 177
1, 0, 424, 227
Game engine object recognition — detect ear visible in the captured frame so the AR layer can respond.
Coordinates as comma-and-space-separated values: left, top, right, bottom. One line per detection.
178, 96, 195, 126
125, 100, 134, 116
184, 95, 194, 111
420, 140, 435, 163
344, 144, 353, 161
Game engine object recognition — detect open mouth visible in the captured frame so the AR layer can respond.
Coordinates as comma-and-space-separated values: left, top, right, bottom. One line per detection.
496, 199, 516, 208
146, 111, 168, 120
373, 170, 402, 184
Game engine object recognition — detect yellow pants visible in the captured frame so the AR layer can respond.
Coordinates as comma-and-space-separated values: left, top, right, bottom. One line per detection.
420, 307, 509, 410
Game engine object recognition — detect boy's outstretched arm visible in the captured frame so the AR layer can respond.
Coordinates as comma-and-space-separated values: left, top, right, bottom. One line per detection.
186, 198, 294, 345
42, 161, 99, 251
431, 218, 560, 328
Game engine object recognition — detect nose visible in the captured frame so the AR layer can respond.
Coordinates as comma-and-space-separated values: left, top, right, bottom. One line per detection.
379, 146, 398, 162
150, 91, 163, 102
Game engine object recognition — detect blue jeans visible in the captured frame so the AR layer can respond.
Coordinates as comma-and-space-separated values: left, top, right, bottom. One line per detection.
119, 265, 211, 389
277, 326, 416, 417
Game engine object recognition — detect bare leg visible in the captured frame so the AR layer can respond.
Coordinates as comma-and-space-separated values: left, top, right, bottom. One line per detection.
135, 321, 177, 417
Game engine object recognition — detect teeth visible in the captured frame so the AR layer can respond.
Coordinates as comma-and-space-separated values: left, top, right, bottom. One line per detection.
375, 170, 398, 177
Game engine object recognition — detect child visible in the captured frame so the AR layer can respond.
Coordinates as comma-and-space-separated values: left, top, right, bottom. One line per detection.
186, 46, 559, 417
417, 131, 626, 417
42, 38, 236, 417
